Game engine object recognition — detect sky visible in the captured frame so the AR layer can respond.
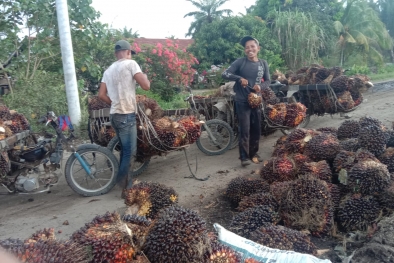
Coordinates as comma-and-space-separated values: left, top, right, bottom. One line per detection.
91, 0, 257, 39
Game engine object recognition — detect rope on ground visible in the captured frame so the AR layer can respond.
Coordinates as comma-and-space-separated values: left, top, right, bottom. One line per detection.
182, 148, 210, 181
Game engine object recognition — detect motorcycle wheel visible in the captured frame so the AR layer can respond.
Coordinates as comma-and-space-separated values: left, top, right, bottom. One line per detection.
107, 136, 151, 176
196, 119, 234, 155
65, 146, 118, 197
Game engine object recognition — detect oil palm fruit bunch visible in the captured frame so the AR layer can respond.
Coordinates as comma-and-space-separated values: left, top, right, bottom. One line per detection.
329, 66, 343, 79
136, 94, 163, 120
0, 151, 10, 178
333, 150, 356, 173
266, 103, 287, 125
378, 147, 394, 173
25, 228, 55, 243
204, 237, 241, 263
261, 87, 279, 105
314, 68, 331, 84
260, 156, 297, 184
229, 206, 280, 238
337, 91, 355, 111
178, 115, 202, 144
285, 128, 317, 154
279, 175, 333, 236
339, 138, 360, 152
248, 92, 262, 109
377, 179, 394, 215
88, 95, 111, 111
387, 130, 394, 148
321, 95, 336, 114
237, 192, 279, 212
316, 127, 338, 136
328, 183, 341, 211
337, 194, 381, 231
304, 133, 340, 161
124, 181, 178, 219
11, 113, 30, 131
272, 135, 288, 157
347, 160, 390, 195
249, 224, 317, 255
298, 160, 332, 183
71, 212, 136, 263
269, 181, 293, 205
284, 103, 307, 127
0, 105, 11, 121
225, 177, 270, 205
330, 76, 350, 93
358, 124, 387, 157
143, 206, 210, 263
122, 214, 151, 249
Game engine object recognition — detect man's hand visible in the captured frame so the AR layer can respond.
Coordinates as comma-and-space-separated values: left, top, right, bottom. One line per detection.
239, 78, 248, 87
253, 84, 261, 93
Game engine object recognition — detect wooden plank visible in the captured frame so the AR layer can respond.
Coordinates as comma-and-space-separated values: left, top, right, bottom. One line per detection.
162, 108, 192, 116
0, 130, 30, 152
89, 108, 111, 118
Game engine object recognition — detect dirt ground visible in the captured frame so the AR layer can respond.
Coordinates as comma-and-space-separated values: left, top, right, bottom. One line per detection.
1, 80, 394, 262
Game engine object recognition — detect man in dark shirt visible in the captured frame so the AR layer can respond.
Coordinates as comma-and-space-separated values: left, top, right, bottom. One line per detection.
222, 36, 271, 166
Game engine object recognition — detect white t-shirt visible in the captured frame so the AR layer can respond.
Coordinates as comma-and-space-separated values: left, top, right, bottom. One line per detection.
101, 59, 142, 114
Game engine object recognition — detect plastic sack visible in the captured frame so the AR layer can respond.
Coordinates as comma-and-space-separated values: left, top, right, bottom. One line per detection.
214, 223, 332, 263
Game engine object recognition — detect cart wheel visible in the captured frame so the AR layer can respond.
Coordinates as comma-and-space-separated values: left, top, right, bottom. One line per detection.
280, 114, 311, 135
107, 136, 150, 176
196, 119, 234, 155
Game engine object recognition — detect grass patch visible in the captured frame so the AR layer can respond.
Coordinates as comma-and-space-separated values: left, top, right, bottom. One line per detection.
370, 72, 394, 82
136, 88, 188, 110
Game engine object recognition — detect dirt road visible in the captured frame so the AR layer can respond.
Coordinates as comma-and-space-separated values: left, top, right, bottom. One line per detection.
1, 81, 394, 247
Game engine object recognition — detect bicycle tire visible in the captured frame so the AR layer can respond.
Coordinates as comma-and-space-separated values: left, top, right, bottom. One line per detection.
107, 136, 150, 176
196, 119, 234, 156
65, 145, 118, 197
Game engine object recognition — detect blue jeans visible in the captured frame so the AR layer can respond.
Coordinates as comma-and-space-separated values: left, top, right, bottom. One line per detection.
110, 113, 137, 189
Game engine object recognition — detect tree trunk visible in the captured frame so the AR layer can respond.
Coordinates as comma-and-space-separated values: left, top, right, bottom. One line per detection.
391, 48, 394, 63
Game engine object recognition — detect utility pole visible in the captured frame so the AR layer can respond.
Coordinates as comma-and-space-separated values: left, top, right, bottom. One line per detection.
55, 0, 81, 126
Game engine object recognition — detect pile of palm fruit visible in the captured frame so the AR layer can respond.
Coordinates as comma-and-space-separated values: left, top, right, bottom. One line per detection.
224, 116, 394, 256
88, 95, 202, 162
272, 64, 373, 116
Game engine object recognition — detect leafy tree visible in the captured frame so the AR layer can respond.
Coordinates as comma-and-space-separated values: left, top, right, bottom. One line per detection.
272, 10, 326, 70
184, 0, 232, 37
188, 15, 283, 72
334, 0, 393, 66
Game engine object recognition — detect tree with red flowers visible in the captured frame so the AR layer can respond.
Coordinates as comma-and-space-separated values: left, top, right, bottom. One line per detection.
133, 39, 198, 101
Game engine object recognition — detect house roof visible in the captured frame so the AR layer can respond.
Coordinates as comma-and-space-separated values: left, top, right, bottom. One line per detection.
133, 38, 194, 50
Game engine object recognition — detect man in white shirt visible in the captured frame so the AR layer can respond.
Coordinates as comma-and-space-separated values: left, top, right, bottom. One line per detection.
99, 40, 150, 192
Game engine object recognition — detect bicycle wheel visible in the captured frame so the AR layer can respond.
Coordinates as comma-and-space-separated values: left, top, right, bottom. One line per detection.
65, 146, 118, 197
107, 136, 150, 176
196, 119, 234, 155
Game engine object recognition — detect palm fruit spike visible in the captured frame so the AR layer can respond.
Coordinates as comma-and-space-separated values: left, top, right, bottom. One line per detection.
337, 194, 381, 231
237, 192, 279, 212
229, 206, 280, 239
304, 133, 340, 161
339, 138, 360, 152
298, 160, 332, 183
143, 206, 210, 263
358, 124, 387, 157
249, 224, 317, 255
316, 127, 338, 136
333, 150, 356, 173
279, 175, 333, 236
260, 157, 297, 184
124, 181, 178, 219
378, 147, 394, 173
71, 211, 135, 263
284, 128, 317, 154
337, 120, 360, 140
122, 214, 151, 249
330, 75, 350, 93
224, 177, 269, 205
348, 160, 390, 195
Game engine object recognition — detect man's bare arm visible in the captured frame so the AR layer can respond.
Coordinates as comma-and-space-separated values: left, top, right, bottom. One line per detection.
134, 72, 150, 91
98, 82, 112, 105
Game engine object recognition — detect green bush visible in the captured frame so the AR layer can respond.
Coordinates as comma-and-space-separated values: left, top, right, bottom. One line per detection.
136, 88, 188, 110
345, 64, 370, 76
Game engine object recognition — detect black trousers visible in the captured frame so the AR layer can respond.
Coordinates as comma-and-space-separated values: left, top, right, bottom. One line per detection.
235, 101, 261, 161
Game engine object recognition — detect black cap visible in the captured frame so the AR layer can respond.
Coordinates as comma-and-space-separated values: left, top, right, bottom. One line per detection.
240, 36, 260, 47
115, 40, 136, 54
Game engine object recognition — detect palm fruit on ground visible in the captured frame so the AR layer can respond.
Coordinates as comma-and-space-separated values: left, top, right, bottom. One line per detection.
304, 133, 340, 161
347, 160, 390, 195
25, 228, 55, 244
261, 87, 279, 105
269, 181, 292, 205
290, 153, 312, 170
284, 128, 318, 154
279, 175, 333, 236
284, 103, 307, 127
204, 235, 241, 263
316, 127, 338, 136
377, 178, 394, 215
265, 103, 287, 125
359, 116, 389, 131
378, 147, 394, 173
337, 194, 381, 231
339, 138, 360, 152
124, 181, 178, 219
249, 224, 317, 255
237, 192, 279, 212
298, 160, 332, 183
143, 206, 209, 263
328, 183, 341, 211
225, 177, 270, 205
88, 95, 111, 111
272, 135, 288, 157
122, 214, 151, 249
260, 156, 297, 184
355, 148, 380, 162
333, 150, 356, 173
358, 124, 387, 157
330, 75, 350, 93
229, 206, 280, 238
71, 211, 136, 263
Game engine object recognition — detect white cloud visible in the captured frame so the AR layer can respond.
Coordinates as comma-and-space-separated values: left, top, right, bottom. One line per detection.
91, 0, 256, 38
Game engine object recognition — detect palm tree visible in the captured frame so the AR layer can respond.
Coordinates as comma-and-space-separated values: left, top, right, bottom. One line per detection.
334, 0, 393, 66
184, 0, 232, 37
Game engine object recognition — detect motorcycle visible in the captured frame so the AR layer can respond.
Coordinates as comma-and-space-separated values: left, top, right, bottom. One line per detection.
1, 111, 119, 196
